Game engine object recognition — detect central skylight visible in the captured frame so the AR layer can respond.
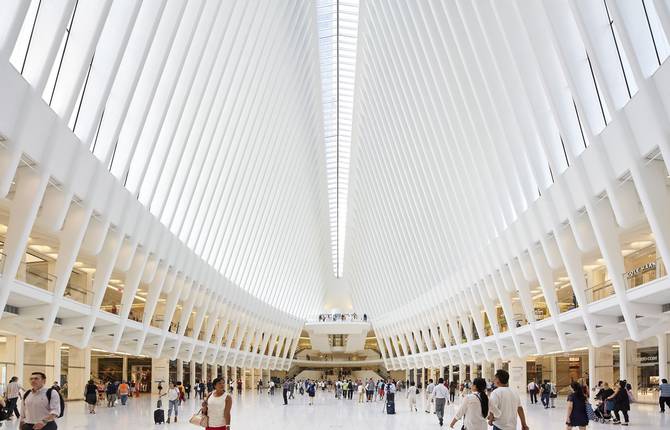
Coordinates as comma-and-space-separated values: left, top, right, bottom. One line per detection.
317, 0, 360, 278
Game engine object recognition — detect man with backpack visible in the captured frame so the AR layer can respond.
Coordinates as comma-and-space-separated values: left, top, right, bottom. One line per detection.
540, 380, 550, 409
20, 372, 63, 429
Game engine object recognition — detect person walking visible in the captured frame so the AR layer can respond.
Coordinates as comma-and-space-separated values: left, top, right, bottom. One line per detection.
487, 369, 530, 430
449, 380, 457, 403
549, 380, 557, 408
194, 380, 201, 400
184, 382, 191, 400
357, 381, 365, 403
105, 381, 116, 407
540, 380, 550, 409
6, 376, 23, 420
201, 377, 232, 430
366, 379, 375, 402
85, 380, 98, 414
565, 382, 589, 430
19, 372, 61, 430
166, 382, 180, 424
450, 377, 489, 430
607, 380, 630, 426
433, 378, 449, 426
527, 380, 538, 405
307, 380, 316, 405
282, 379, 290, 405
425, 378, 435, 413
659, 378, 670, 413
117, 381, 129, 406
407, 381, 418, 412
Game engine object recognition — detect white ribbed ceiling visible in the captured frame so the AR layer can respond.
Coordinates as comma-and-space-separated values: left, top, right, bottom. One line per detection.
3, 0, 670, 325
2, 0, 331, 319
345, 0, 670, 318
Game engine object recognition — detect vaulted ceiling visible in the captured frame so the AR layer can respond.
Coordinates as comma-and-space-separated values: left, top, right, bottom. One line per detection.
3, 0, 670, 327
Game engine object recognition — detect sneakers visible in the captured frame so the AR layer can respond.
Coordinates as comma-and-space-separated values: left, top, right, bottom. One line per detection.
612, 420, 620, 425
621, 423, 629, 426
439, 418, 443, 426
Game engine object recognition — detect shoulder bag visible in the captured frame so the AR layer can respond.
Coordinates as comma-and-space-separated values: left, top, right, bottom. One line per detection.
190, 393, 213, 427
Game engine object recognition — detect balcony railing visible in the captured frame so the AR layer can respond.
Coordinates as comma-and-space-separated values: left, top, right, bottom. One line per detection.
585, 279, 615, 303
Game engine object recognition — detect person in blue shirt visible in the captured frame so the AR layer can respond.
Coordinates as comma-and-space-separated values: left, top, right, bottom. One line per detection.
659, 378, 670, 413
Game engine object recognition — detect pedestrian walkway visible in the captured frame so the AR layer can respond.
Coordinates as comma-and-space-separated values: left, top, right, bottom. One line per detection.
1, 390, 668, 429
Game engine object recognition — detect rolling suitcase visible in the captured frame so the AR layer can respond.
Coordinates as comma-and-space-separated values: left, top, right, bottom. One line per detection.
154, 399, 165, 424
386, 399, 395, 414
154, 408, 165, 424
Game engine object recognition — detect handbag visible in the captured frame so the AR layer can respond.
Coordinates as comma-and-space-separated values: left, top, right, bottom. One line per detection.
189, 408, 209, 427
585, 402, 596, 421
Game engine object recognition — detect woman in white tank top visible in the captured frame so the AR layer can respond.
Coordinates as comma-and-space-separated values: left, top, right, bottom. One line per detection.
203, 377, 232, 430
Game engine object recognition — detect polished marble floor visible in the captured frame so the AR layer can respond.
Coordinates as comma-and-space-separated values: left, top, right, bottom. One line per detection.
3, 389, 669, 429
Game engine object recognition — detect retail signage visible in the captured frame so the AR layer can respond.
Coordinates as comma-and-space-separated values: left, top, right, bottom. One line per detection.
623, 261, 656, 280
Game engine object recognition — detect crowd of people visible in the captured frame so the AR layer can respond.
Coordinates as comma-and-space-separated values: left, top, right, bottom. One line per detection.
317, 313, 368, 322
1, 368, 667, 429
264, 369, 670, 429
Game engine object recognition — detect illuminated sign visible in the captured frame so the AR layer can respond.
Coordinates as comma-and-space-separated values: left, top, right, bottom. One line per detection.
623, 262, 656, 280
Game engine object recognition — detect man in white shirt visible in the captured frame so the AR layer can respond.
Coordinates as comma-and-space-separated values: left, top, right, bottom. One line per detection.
433, 378, 449, 426
20, 372, 61, 430
488, 369, 529, 430
425, 378, 435, 413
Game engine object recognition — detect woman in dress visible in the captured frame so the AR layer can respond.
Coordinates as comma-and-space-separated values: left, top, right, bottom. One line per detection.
85, 379, 98, 414
565, 381, 589, 429
449, 377, 488, 430
203, 377, 233, 430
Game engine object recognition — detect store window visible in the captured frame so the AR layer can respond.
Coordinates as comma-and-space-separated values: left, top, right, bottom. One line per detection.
622, 241, 666, 289
634, 346, 659, 403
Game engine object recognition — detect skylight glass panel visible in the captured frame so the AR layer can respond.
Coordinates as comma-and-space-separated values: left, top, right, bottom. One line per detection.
317, 0, 359, 278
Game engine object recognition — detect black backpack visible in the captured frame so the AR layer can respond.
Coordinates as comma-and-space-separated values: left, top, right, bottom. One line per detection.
24, 388, 65, 418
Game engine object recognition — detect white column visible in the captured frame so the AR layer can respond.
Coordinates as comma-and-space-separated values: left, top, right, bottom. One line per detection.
494, 358, 503, 371
202, 362, 208, 382
508, 357, 527, 397
448, 365, 454, 382
658, 334, 668, 381
482, 361, 493, 381
176, 359, 184, 383
459, 364, 466, 383
588, 346, 597, 395
619, 340, 628, 381
151, 358, 170, 394
189, 361, 196, 389
122, 356, 128, 382
45, 340, 62, 385
5, 335, 25, 384
550, 356, 558, 383
66, 347, 90, 400
212, 364, 219, 379
406, 368, 410, 382
439, 366, 445, 380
